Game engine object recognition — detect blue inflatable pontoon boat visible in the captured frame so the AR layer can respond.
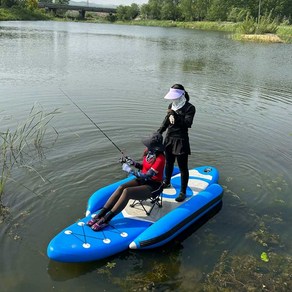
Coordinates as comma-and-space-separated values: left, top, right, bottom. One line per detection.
47, 165, 223, 262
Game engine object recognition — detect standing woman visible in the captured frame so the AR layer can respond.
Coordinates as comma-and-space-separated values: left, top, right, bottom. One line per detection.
157, 84, 196, 202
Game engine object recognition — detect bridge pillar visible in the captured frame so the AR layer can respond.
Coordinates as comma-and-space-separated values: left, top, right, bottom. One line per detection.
79, 10, 86, 19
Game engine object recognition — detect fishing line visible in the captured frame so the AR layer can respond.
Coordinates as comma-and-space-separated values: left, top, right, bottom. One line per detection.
59, 88, 124, 155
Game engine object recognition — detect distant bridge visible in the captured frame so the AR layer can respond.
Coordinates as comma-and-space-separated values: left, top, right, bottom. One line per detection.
38, 3, 117, 19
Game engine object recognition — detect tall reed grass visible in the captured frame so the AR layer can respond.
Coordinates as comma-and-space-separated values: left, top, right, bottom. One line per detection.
0, 105, 59, 207
238, 13, 279, 34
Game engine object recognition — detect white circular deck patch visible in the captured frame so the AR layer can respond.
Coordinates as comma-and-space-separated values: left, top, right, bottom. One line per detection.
189, 169, 212, 180
120, 232, 128, 237
162, 188, 176, 196
103, 238, 111, 244
64, 230, 72, 235
78, 222, 85, 226
83, 243, 91, 248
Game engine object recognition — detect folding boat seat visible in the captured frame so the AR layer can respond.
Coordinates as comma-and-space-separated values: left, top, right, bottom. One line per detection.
130, 184, 163, 216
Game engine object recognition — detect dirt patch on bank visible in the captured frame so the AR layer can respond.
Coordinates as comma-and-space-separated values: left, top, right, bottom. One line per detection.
241, 34, 284, 43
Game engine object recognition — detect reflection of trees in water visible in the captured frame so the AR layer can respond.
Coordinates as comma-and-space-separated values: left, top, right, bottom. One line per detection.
182, 58, 208, 73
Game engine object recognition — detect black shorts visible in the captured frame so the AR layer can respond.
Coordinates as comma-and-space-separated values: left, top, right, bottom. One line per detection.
135, 178, 162, 196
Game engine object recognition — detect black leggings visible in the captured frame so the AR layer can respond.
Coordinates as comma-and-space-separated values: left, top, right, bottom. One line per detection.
103, 179, 160, 215
164, 151, 189, 194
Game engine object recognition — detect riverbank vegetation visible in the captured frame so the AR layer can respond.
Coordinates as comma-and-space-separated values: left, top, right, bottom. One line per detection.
0, 5, 50, 20
0, 105, 59, 209
0, 0, 291, 42
113, 0, 292, 43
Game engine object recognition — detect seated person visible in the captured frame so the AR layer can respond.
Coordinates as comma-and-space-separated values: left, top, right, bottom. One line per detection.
87, 132, 165, 231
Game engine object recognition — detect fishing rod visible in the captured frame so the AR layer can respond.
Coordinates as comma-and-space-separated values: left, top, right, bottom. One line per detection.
59, 88, 124, 155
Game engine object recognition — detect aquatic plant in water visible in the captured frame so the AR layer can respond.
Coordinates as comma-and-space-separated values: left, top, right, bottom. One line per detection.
111, 262, 170, 291
0, 104, 59, 207
204, 250, 292, 291
246, 221, 281, 248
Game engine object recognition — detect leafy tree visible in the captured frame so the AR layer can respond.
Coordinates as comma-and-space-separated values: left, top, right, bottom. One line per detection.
161, 0, 178, 20
140, 3, 151, 19
54, 0, 70, 4
283, 0, 292, 21
179, 0, 195, 21
116, 5, 128, 20
1, 0, 17, 8
106, 12, 116, 22
260, 0, 283, 19
25, 0, 38, 10
116, 4, 139, 21
114, 0, 292, 23
206, 0, 229, 21
128, 3, 140, 19
193, 0, 211, 20
148, 0, 163, 20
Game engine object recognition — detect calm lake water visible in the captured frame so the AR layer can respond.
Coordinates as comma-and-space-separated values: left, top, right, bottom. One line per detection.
0, 21, 292, 291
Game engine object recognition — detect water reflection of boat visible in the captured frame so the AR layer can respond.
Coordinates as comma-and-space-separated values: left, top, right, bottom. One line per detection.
47, 166, 223, 263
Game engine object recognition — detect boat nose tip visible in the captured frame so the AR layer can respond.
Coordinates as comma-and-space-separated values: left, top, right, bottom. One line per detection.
47, 245, 55, 260
47, 244, 62, 261
129, 241, 137, 249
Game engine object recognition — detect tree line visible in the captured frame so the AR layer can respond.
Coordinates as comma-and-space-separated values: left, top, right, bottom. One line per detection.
1, 0, 291, 25
115, 0, 291, 24
0, 0, 69, 8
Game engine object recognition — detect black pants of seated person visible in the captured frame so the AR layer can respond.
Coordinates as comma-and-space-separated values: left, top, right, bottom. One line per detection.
98, 179, 160, 222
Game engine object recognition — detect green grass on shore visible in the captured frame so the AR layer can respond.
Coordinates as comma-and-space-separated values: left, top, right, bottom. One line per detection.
277, 25, 292, 43
0, 7, 51, 21
124, 19, 292, 43
121, 19, 240, 32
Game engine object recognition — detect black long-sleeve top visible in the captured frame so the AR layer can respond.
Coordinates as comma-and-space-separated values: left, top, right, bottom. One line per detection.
157, 102, 196, 155
158, 102, 196, 138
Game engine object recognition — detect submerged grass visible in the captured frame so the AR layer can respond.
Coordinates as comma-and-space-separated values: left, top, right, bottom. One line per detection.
0, 104, 59, 206
204, 250, 292, 291
97, 250, 292, 291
